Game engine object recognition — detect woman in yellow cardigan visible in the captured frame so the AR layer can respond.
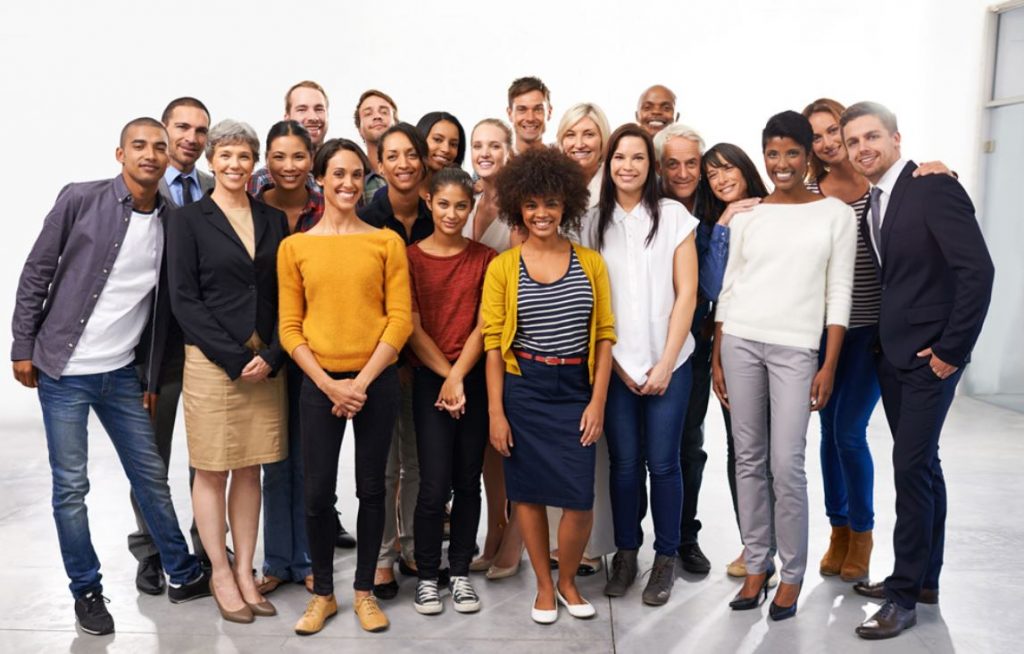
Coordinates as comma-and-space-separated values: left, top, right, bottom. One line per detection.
481, 147, 615, 624
277, 138, 412, 635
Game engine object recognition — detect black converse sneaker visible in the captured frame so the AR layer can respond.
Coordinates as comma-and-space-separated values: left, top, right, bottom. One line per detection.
449, 575, 481, 613
75, 591, 114, 635
414, 579, 443, 615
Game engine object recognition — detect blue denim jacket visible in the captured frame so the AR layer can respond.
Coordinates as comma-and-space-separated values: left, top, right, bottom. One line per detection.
11, 175, 168, 390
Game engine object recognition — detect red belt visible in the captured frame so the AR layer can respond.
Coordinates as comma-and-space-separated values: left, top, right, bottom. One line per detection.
514, 350, 584, 366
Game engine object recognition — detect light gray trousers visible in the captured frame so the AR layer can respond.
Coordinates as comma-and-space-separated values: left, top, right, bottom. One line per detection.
378, 369, 418, 567
720, 334, 816, 584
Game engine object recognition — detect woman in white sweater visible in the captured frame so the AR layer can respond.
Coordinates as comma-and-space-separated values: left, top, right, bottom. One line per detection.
711, 111, 855, 621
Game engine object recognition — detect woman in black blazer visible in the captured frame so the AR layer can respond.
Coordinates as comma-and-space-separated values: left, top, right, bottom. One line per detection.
167, 119, 289, 624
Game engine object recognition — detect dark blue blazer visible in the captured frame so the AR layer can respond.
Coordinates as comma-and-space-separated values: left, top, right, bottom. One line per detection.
862, 161, 994, 370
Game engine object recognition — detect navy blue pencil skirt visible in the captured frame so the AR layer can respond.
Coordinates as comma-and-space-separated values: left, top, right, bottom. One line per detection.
503, 356, 595, 510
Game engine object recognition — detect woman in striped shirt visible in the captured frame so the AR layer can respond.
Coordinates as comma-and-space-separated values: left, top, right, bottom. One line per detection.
481, 147, 615, 624
802, 99, 953, 584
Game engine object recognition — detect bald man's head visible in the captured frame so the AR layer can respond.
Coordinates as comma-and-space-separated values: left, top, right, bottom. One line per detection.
636, 85, 678, 137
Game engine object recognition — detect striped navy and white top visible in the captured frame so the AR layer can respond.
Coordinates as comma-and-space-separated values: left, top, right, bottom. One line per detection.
512, 249, 594, 357
807, 181, 880, 328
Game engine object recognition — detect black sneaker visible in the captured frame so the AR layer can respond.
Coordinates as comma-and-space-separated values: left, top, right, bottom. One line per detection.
75, 591, 114, 635
135, 554, 166, 595
413, 579, 443, 615
641, 554, 677, 606
449, 575, 481, 613
604, 549, 638, 597
168, 570, 211, 604
678, 543, 711, 575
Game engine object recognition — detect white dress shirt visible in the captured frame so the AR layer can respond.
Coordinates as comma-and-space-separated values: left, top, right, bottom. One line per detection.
581, 198, 699, 384
868, 157, 908, 259
63, 209, 163, 375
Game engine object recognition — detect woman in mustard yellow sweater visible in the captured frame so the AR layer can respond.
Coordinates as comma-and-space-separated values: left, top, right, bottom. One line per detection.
277, 138, 412, 635
482, 147, 615, 624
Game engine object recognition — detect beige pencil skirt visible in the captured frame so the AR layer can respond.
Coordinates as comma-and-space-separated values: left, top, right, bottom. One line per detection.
182, 339, 287, 472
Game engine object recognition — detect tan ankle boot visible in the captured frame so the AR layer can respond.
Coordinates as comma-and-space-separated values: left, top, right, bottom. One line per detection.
841, 530, 873, 582
819, 525, 851, 576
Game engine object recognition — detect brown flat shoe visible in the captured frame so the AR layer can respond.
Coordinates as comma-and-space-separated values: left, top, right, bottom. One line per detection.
256, 575, 285, 596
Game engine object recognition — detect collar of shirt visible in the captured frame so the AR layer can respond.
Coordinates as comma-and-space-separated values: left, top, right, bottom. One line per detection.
874, 157, 907, 200
256, 183, 325, 233
163, 164, 199, 194
358, 192, 433, 245
612, 201, 651, 225
116, 174, 166, 215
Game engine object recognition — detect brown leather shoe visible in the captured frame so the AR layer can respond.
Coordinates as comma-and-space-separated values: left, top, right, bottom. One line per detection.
354, 595, 389, 632
246, 599, 277, 617
295, 594, 338, 635
840, 529, 872, 582
256, 575, 284, 596
819, 525, 850, 576
211, 581, 254, 624
856, 600, 916, 640
304, 575, 315, 594
853, 581, 938, 605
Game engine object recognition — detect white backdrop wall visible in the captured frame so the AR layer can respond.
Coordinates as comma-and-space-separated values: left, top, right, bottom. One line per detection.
0, 0, 995, 421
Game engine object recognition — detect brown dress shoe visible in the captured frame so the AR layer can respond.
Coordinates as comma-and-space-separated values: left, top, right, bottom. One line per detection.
256, 575, 284, 596
819, 525, 850, 576
853, 581, 939, 605
295, 594, 338, 635
856, 600, 916, 640
840, 530, 872, 582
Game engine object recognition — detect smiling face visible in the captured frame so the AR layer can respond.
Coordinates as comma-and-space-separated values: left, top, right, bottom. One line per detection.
843, 114, 901, 184
610, 135, 649, 197
357, 95, 395, 146
808, 111, 846, 170
208, 142, 255, 194
380, 131, 424, 192
636, 85, 676, 137
471, 123, 509, 181
286, 87, 329, 147
660, 136, 701, 202
164, 105, 209, 173
763, 136, 808, 192
705, 153, 749, 203
267, 134, 312, 192
508, 89, 550, 148
429, 183, 473, 236
316, 148, 365, 212
425, 120, 460, 172
117, 124, 169, 189
560, 116, 603, 179
520, 194, 564, 239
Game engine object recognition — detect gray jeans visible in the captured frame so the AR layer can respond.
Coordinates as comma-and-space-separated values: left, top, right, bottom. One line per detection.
721, 334, 816, 584
378, 369, 417, 567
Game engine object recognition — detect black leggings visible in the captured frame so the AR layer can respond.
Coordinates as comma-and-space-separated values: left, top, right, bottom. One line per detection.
412, 363, 488, 579
300, 366, 399, 594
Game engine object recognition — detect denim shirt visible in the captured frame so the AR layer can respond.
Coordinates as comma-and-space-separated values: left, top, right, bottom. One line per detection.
11, 175, 168, 390
692, 220, 730, 336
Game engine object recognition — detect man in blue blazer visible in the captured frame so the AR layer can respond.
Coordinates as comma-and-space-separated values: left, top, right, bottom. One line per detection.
840, 101, 994, 640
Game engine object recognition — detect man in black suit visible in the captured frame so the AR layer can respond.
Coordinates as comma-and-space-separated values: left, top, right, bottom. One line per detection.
129, 97, 215, 595
840, 102, 994, 640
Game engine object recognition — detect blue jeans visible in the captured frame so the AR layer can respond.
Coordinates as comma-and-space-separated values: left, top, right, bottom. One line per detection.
261, 362, 311, 581
605, 360, 692, 555
37, 366, 202, 598
818, 326, 880, 532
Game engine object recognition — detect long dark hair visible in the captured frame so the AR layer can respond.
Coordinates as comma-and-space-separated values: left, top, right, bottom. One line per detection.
415, 111, 467, 166
595, 123, 662, 251
692, 143, 768, 224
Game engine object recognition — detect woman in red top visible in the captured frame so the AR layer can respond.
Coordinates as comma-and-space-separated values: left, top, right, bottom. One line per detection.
406, 167, 496, 615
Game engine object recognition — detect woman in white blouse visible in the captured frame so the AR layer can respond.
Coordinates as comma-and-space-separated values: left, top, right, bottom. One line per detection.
581, 123, 698, 606
712, 111, 855, 620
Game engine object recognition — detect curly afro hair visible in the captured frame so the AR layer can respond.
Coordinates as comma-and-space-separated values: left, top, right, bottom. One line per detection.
495, 146, 590, 237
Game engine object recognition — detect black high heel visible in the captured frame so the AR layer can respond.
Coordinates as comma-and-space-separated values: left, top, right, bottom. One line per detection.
729, 562, 775, 610
769, 581, 802, 621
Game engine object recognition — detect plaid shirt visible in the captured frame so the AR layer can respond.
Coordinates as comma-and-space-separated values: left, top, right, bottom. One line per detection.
251, 171, 324, 233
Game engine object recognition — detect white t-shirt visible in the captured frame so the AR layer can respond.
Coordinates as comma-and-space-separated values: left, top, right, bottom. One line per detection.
63, 209, 163, 375
462, 196, 513, 252
716, 197, 856, 349
581, 198, 699, 384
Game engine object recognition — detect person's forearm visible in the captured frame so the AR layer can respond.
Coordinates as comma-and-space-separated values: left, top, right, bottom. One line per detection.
485, 349, 506, 416
353, 341, 400, 392
290, 344, 332, 389
409, 320, 453, 379
590, 339, 613, 405
820, 324, 846, 371
449, 325, 485, 380
711, 322, 724, 367
659, 293, 697, 368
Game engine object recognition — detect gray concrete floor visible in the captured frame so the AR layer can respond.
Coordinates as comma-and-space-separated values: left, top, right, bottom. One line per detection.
0, 394, 1021, 653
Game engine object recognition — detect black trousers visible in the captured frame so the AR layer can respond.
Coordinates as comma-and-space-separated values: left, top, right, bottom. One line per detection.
300, 366, 399, 594
877, 355, 961, 609
678, 325, 712, 544
412, 364, 488, 579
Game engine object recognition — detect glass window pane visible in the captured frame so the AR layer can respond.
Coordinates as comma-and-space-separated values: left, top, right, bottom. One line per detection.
994, 7, 1024, 100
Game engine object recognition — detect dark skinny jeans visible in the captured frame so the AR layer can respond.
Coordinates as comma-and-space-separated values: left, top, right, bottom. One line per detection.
412, 363, 488, 579
300, 366, 399, 594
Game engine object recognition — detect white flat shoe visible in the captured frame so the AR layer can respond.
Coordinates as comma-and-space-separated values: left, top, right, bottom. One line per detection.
556, 589, 596, 619
531, 594, 558, 624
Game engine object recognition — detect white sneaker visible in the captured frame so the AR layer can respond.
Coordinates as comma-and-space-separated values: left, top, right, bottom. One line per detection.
450, 575, 481, 613
414, 579, 443, 615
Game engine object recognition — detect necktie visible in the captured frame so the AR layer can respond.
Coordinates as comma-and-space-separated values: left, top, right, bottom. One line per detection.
179, 174, 195, 205
869, 186, 883, 264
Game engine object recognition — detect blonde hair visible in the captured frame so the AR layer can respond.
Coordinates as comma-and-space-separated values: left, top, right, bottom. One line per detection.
471, 118, 513, 149
556, 103, 611, 159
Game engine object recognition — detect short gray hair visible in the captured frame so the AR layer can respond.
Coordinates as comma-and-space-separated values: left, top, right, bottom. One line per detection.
205, 119, 261, 162
654, 123, 705, 162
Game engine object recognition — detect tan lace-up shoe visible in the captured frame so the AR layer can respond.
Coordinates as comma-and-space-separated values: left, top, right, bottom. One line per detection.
294, 594, 338, 635
354, 595, 390, 632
